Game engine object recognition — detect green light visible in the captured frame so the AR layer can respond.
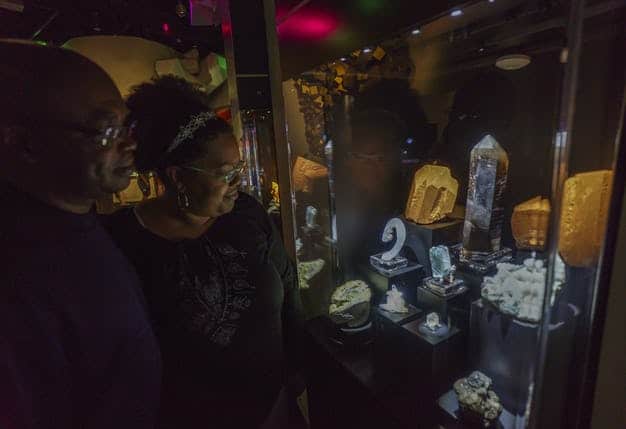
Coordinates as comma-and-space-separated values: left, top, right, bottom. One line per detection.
358, 0, 384, 14
34, 40, 48, 46
217, 55, 227, 72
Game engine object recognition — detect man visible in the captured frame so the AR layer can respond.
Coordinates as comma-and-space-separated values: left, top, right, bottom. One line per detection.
0, 41, 161, 428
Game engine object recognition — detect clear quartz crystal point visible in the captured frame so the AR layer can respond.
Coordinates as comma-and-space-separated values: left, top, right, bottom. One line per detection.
305, 205, 318, 228
462, 134, 509, 260
430, 245, 452, 281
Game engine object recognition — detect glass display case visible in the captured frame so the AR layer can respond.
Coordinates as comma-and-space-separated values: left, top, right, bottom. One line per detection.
272, 0, 625, 428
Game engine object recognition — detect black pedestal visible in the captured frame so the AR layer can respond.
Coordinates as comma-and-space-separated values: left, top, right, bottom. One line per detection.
401, 318, 467, 394
469, 299, 579, 417
402, 217, 463, 275
362, 264, 423, 306
375, 304, 422, 325
417, 284, 472, 327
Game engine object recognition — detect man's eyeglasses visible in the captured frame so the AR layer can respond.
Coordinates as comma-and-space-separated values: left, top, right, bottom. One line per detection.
183, 160, 246, 184
31, 118, 138, 148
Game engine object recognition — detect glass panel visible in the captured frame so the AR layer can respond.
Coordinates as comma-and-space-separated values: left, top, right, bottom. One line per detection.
531, 1, 626, 427
280, 0, 624, 427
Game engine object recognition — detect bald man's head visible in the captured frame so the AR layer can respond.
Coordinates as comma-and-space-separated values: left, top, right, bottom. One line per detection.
0, 40, 137, 212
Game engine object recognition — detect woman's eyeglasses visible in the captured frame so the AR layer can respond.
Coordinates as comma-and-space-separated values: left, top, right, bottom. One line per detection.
183, 160, 246, 184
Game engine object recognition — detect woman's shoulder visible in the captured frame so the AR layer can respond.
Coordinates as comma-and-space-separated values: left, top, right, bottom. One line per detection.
228, 192, 271, 229
212, 192, 273, 251
100, 207, 149, 253
101, 207, 141, 235
232, 192, 266, 216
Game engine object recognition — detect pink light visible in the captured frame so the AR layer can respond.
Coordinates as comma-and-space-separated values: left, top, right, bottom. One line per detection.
277, 8, 339, 40
162, 22, 170, 33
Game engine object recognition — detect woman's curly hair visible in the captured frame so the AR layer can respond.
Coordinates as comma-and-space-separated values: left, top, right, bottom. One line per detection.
126, 75, 231, 173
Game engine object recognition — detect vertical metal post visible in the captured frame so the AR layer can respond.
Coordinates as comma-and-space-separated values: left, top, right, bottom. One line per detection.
528, 0, 586, 427
220, 0, 296, 258
262, 0, 297, 258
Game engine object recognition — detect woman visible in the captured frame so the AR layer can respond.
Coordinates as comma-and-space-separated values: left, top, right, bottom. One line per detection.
106, 76, 303, 428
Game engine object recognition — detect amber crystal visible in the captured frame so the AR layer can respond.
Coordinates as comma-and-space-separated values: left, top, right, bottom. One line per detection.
559, 170, 613, 267
511, 196, 551, 250
405, 165, 459, 224
292, 156, 328, 193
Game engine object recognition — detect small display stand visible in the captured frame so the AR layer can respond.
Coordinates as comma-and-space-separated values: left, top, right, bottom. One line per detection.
450, 244, 513, 275
327, 319, 375, 348
375, 304, 422, 326
423, 276, 467, 297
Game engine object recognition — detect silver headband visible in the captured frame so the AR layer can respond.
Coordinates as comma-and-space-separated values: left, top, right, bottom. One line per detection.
165, 111, 215, 154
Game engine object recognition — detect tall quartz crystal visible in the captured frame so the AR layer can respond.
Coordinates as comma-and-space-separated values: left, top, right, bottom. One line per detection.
462, 135, 509, 260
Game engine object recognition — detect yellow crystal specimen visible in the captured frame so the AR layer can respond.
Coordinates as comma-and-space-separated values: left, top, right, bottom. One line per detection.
292, 156, 328, 193
405, 165, 459, 224
559, 170, 613, 267
270, 181, 280, 206
511, 197, 551, 250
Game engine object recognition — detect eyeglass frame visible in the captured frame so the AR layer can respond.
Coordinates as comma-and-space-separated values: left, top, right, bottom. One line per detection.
182, 160, 246, 184
25, 117, 138, 148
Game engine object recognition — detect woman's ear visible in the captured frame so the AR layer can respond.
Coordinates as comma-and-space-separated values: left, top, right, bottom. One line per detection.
165, 166, 185, 191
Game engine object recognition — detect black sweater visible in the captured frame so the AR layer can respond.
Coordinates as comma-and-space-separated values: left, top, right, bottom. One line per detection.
106, 193, 302, 429
0, 185, 161, 429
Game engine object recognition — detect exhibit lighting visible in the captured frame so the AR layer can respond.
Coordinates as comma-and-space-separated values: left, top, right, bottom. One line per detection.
277, 8, 340, 40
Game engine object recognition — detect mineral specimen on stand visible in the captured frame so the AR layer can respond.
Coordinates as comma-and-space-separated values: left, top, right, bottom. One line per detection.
292, 156, 328, 193
297, 259, 325, 290
379, 285, 408, 314
305, 205, 318, 228
511, 196, 550, 250
462, 135, 509, 260
329, 280, 372, 327
424, 312, 442, 331
429, 245, 453, 281
559, 170, 613, 267
454, 371, 503, 427
480, 257, 566, 323
405, 165, 459, 224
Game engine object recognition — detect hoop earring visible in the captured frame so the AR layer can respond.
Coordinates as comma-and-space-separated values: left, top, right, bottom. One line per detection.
177, 190, 191, 209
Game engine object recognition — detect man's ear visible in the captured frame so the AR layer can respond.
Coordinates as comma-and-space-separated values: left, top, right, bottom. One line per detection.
1, 124, 36, 163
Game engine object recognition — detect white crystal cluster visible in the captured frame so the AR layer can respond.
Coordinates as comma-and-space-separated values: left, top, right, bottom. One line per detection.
481, 257, 565, 323
379, 285, 408, 314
